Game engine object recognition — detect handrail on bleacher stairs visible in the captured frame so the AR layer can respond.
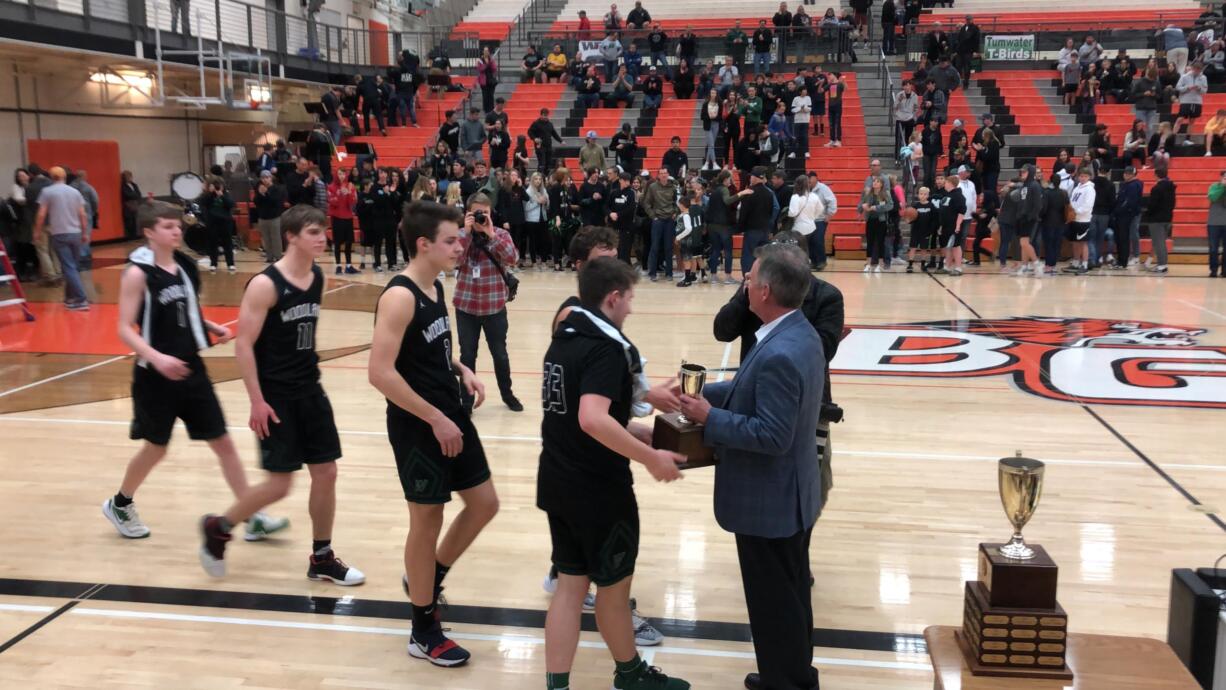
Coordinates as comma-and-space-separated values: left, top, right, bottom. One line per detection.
514, 0, 565, 45
527, 22, 861, 70
0, 0, 468, 72
879, 47, 898, 164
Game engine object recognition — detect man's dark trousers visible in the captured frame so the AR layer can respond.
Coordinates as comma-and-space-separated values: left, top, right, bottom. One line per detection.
741, 229, 770, 274
456, 308, 514, 405
736, 525, 819, 690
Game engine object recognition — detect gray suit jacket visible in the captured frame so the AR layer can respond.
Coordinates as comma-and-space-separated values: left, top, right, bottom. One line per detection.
702, 310, 825, 539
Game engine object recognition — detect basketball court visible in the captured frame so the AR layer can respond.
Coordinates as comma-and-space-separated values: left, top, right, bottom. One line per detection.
1, 247, 1224, 688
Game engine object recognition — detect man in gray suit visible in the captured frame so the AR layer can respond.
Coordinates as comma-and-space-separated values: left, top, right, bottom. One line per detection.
680, 244, 823, 690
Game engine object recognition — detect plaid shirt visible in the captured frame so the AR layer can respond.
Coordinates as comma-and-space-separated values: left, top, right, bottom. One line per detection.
453, 227, 519, 316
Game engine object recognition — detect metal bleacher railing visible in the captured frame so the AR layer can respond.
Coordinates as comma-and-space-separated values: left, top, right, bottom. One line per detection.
0, 0, 476, 71
527, 22, 864, 70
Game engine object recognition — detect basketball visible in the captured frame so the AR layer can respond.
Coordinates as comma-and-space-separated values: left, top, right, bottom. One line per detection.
902, 206, 919, 222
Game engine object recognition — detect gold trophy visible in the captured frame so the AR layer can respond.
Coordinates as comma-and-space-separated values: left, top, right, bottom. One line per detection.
651, 361, 716, 469
957, 451, 1071, 681
676, 362, 707, 424
997, 453, 1045, 560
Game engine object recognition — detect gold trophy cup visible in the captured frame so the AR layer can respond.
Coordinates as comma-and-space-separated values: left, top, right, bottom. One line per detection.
651, 361, 716, 469
997, 453, 1045, 560
676, 362, 707, 424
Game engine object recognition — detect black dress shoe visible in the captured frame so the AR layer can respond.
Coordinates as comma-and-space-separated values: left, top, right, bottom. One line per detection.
744, 673, 762, 690
504, 396, 524, 412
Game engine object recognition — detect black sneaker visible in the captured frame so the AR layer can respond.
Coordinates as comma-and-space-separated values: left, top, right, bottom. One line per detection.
613, 662, 691, 689
504, 395, 524, 412
906, 264, 914, 273
199, 515, 231, 577
307, 551, 366, 585
408, 624, 471, 667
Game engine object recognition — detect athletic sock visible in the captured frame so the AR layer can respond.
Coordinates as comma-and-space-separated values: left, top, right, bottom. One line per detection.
411, 603, 437, 632
615, 655, 646, 677
312, 540, 332, 557
434, 562, 451, 594
113, 492, 133, 508
545, 671, 571, 690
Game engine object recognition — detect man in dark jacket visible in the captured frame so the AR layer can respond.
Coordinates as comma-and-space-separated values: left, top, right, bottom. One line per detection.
954, 16, 981, 81
527, 108, 564, 173
626, 1, 651, 29
605, 172, 638, 263
321, 86, 343, 145
357, 74, 386, 136
729, 166, 776, 273
925, 23, 950, 63
1143, 169, 1176, 272
1110, 166, 1144, 269
303, 123, 334, 183
1089, 167, 1116, 267
437, 109, 461, 154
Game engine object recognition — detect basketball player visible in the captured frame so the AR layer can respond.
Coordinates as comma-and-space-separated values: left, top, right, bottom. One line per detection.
368, 200, 500, 667
103, 201, 287, 541
541, 257, 689, 690
198, 204, 364, 586
541, 226, 673, 647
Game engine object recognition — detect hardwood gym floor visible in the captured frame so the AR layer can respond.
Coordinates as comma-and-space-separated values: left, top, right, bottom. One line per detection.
1, 243, 1223, 688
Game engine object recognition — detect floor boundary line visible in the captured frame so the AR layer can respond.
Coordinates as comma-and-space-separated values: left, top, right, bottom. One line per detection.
929, 274, 1226, 533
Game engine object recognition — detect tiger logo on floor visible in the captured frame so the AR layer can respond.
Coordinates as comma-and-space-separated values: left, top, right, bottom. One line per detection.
831, 317, 1226, 409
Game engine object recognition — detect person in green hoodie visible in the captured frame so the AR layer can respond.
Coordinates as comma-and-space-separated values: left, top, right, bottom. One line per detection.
726, 21, 749, 72
740, 85, 765, 135
1207, 170, 1226, 277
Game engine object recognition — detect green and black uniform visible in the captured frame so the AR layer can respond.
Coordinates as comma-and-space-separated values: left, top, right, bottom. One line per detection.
253, 263, 342, 472
383, 275, 490, 503
538, 307, 639, 587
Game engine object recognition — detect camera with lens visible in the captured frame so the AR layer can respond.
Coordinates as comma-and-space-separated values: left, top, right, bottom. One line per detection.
472, 210, 488, 225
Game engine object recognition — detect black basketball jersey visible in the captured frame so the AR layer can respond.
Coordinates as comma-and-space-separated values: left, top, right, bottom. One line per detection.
253, 264, 323, 399
383, 275, 463, 418
130, 248, 210, 373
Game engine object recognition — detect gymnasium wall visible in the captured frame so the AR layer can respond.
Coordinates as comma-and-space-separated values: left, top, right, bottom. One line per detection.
0, 60, 274, 199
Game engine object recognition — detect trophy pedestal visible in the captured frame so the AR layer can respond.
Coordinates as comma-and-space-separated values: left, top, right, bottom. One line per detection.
961, 547, 1073, 681
652, 413, 717, 470
979, 543, 1059, 609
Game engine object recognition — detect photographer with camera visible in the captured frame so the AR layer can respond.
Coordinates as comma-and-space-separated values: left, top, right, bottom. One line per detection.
455, 193, 523, 412
197, 175, 236, 274
712, 230, 844, 516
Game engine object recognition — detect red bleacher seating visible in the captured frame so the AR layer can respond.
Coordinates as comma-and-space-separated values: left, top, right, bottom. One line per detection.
450, 21, 514, 42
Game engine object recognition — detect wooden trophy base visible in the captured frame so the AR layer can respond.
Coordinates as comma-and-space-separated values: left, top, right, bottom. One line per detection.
955, 629, 1074, 681
652, 413, 717, 469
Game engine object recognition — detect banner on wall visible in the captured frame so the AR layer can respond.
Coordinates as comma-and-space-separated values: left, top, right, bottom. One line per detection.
984, 34, 1035, 61
578, 41, 602, 61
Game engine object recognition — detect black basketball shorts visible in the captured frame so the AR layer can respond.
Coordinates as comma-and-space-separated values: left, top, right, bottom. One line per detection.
258, 387, 343, 472
547, 500, 639, 588
388, 411, 491, 504
1065, 221, 1091, 242
130, 364, 227, 446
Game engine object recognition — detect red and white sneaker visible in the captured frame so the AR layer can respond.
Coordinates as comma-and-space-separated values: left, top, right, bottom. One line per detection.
199, 515, 231, 577
408, 626, 471, 667
307, 551, 366, 586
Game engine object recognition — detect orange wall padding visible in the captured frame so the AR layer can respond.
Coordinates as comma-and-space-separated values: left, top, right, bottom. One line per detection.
27, 140, 123, 243
369, 20, 390, 67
